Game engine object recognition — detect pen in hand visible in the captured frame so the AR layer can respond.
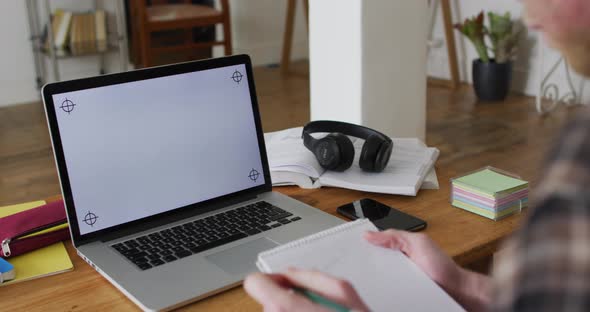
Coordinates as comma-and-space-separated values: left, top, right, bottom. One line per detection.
244, 269, 370, 312
294, 287, 350, 312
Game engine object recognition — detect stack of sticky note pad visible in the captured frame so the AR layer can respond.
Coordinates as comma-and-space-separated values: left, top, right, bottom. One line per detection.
451, 167, 529, 220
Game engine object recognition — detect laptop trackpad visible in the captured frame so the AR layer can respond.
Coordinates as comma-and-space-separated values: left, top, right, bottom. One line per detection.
206, 237, 278, 276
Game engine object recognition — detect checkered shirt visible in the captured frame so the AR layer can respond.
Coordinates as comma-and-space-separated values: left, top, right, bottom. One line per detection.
492, 108, 590, 311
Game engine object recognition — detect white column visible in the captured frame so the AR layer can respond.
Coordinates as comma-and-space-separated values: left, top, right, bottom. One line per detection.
309, 0, 429, 140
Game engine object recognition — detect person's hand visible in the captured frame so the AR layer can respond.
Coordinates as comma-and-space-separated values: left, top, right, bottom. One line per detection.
244, 268, 370, 312
364, 229, 461, 290
364, 229, 491, 311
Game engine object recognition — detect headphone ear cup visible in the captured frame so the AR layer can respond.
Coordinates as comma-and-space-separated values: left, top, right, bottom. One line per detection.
312, 135, 342, 170
330, 133, 355, 171
313, 133, 354, 171
360, 135, 385, 172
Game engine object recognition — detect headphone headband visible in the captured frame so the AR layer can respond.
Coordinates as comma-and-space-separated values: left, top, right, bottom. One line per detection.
302, 120, 391, 149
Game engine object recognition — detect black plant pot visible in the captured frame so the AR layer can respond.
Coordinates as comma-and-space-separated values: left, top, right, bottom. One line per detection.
472, 59, 512, 102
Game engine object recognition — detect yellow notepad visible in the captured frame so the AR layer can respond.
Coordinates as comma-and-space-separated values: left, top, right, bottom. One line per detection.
0, 201, 73, 286
1, 242, 73, 286
0, 200, 46, 216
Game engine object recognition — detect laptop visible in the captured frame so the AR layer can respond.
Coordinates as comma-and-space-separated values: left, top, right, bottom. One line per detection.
42, 55, 343, 311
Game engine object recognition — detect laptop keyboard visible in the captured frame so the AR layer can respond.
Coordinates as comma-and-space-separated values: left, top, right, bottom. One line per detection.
110, 201, 301, 270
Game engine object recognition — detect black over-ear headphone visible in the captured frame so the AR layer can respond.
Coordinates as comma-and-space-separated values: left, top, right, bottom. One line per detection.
302, 121, 394, 172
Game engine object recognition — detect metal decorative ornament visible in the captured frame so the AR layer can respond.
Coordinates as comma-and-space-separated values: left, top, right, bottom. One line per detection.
536, 37, 580, 114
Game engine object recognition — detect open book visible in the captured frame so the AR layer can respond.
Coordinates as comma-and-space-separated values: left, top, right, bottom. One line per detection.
257, 219, 464, 311
264, 127, 440, 196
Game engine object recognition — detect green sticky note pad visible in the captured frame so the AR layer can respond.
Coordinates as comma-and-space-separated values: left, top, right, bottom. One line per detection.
453, 169, 528, 196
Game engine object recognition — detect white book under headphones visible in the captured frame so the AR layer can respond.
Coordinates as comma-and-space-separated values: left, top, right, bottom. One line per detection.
257, 219, 464, 312
264, 127, 439, 196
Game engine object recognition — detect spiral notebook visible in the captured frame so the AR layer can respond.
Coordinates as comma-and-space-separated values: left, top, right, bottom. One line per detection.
256, 219, 464, 311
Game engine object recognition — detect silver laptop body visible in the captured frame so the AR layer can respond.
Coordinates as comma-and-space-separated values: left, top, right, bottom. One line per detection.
42, 55, 343, 311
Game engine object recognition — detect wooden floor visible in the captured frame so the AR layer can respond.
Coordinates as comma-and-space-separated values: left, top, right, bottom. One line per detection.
0, 61, 582, 207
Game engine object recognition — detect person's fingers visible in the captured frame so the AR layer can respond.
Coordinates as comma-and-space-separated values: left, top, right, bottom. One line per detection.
364, 229, 411, 254
244, 273, 319, 311
282, 268, 370, 312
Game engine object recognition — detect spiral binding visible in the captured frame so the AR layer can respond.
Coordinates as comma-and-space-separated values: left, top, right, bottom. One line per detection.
258, 219, 371, 260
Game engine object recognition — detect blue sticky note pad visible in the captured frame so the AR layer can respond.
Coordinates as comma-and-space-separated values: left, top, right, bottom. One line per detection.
0, 257, 16, 283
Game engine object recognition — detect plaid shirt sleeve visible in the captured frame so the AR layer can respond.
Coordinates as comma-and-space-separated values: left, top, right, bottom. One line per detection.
491, 108, 590, 312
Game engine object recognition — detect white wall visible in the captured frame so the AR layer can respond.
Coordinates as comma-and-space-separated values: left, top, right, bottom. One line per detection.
0, 0, 309, 107
0, 1, 39, 106
427, 0, 589, 103
219, 0, 309, 64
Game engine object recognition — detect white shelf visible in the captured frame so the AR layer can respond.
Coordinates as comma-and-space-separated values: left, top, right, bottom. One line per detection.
25, 0, 129, 87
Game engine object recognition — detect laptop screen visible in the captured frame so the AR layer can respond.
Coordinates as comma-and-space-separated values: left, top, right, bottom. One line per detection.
50, 64, 266, 235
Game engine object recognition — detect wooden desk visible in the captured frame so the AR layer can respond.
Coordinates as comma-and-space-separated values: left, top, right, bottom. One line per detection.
0, 164, 523, 311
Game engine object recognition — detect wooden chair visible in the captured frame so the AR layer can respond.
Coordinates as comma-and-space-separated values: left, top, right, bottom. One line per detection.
130, 0, 232, 68
281, 0, 308, 75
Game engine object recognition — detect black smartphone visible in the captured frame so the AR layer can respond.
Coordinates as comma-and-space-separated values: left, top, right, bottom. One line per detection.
337, 198, 427, 231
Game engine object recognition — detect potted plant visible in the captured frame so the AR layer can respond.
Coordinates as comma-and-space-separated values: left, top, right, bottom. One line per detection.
455, 12, 523, 101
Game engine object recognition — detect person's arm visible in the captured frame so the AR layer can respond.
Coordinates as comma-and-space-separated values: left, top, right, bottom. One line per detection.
454, 267, 492, 311
364, 230, 492, 311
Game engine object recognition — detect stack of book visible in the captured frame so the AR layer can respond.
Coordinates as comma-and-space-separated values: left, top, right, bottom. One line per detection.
70, 10, 107, 55
44, 9, 72, 52
44, 9, 107, 55
451, 167, 529, 220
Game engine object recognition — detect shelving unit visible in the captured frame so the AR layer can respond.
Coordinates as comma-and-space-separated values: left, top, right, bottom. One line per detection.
25, 0, 129, 88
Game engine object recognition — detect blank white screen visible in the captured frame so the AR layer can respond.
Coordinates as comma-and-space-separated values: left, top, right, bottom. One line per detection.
53, 64, 265, 235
